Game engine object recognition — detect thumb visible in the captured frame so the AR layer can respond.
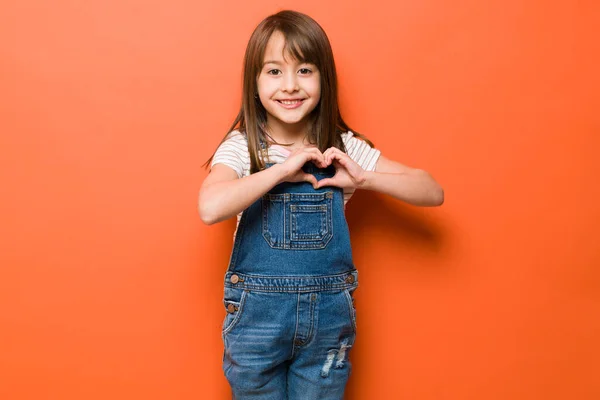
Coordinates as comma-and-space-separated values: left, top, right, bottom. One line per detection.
303, 173, 318, 188
315, 177, 336, 189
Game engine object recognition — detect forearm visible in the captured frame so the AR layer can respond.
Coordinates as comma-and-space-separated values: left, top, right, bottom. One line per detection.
199, 164, 286, 225
358, 170, 444, 206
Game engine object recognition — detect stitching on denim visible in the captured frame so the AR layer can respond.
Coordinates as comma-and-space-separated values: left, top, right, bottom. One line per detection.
291, 205, 328, 240
224, 283, 357, 293
228, 209, 248, 269
283, 194, 288, 249
262, 195, 284, 249
227, 270, 356, 279
222, 289, 248, 338
291, 214, 326, 240
291, 292, 301, 357
343, 288, 357, 334
262, 191, 334, 250
303, 293, 318, 348
223, 272, 359, 291
288, 193, 333, 249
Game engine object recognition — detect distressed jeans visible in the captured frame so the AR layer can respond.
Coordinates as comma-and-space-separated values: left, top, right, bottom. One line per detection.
221, 158, 359, 399
222, 271, 358, 399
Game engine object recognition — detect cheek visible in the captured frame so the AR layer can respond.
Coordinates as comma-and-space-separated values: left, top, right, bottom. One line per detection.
256, 76, 273, 96
308, 79, 321, 98
310, 89, 321, 107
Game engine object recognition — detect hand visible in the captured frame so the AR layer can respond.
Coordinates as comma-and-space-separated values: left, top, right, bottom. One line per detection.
315, 147, 367, 190
278, 146, 328, 188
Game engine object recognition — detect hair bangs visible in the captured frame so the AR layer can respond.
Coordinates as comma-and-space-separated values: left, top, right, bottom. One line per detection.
280, 33, 315, 67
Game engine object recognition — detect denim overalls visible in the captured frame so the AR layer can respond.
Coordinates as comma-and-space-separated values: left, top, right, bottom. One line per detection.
221, 144, 358, 400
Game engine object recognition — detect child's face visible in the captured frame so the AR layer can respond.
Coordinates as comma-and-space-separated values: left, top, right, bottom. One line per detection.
257, 30, 321, 133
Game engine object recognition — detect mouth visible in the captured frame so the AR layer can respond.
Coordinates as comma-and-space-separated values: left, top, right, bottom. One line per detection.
276, 99, 305, 109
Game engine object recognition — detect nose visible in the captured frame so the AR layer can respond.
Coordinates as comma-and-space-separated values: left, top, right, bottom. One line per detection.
281, 72, 299, 93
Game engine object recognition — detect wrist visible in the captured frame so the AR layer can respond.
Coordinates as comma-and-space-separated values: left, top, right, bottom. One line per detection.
270, 163, 288, 185
357, 171, 375, 190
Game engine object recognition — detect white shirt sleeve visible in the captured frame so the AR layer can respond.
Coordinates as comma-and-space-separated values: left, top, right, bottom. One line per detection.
210, 131, 250, 179
343, 131, 381, 172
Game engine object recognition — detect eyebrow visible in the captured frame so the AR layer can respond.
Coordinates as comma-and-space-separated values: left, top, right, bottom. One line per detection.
262, 60, 312, 66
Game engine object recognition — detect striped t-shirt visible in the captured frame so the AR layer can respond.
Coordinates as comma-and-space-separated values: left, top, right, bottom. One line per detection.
210, 130, 381, 238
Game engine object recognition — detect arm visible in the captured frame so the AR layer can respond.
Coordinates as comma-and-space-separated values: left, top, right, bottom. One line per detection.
361, 155, 444, 207
198, 163, 286, 225
316, 149, 444, 207
199, 147, 328, 225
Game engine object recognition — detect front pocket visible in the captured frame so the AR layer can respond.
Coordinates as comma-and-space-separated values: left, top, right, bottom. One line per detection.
222, 287, 248, 338
262, 192, 333, 250
343, 287, 357, 334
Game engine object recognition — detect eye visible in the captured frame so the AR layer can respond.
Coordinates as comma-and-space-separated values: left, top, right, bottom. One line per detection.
267, 69, 281, 75
299, 68, 312, 75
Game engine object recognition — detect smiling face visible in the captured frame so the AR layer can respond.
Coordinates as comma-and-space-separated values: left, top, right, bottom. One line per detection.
256, 30, 321, 138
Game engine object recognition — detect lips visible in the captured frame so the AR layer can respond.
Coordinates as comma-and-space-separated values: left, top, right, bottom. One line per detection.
276, 99, 305, 109
277, 99, 304, 104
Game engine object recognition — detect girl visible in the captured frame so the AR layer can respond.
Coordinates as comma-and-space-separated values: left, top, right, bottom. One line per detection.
199, 10, 443, 399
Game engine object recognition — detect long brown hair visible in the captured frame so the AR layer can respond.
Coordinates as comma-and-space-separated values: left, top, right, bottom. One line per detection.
203, 10, 375, 174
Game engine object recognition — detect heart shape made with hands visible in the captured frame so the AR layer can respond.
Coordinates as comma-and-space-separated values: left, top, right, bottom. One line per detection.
312, 147, 366, 190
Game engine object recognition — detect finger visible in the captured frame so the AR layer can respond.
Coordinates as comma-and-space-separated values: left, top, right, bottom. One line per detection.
324, 146, 341, 160
331, 153, 348, 167
322, 149, 334, 166
326, 148, 344, 163
329, 151, 352, 168
298, 150, 320, 165
326, 152, 334, 165
315, 177, 337, 188
305, 148, 327, 167
329, 147, 349, 160
303, 173, 318, 188
326, 152, 342, 167
307, 152, 327, 168
302, 147, 325, 160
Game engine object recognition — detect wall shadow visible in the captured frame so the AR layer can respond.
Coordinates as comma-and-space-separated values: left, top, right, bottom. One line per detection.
346, 190, 447, 257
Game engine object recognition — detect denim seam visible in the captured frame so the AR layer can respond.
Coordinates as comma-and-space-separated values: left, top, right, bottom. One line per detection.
291, 205, 328, 240
283, 194, 287, 247
343, 288, 357, 335
302, 293, 318, 348
224, 283, 357, 293
261, 191, 334, 250
228, 210, 248, 269
222, 289, 248, 338
287, 194, 333, 249
290, 292, 301, 358
228, 270, 355, 279
224, 270, 358, 288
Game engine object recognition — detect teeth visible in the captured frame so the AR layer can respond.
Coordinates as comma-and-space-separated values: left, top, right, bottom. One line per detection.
279, 100, 302, 105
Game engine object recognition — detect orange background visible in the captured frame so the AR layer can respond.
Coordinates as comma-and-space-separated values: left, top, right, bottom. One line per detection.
1, 0, 599, 399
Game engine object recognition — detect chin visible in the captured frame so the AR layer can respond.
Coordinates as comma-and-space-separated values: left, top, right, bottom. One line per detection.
281, 118, 310, 126
268, 112, 307, 125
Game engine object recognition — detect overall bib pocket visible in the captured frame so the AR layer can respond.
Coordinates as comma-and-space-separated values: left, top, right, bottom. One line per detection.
262, 192, 333, 250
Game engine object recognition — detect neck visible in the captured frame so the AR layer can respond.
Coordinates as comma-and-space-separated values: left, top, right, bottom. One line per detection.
264, 118, 311, 146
